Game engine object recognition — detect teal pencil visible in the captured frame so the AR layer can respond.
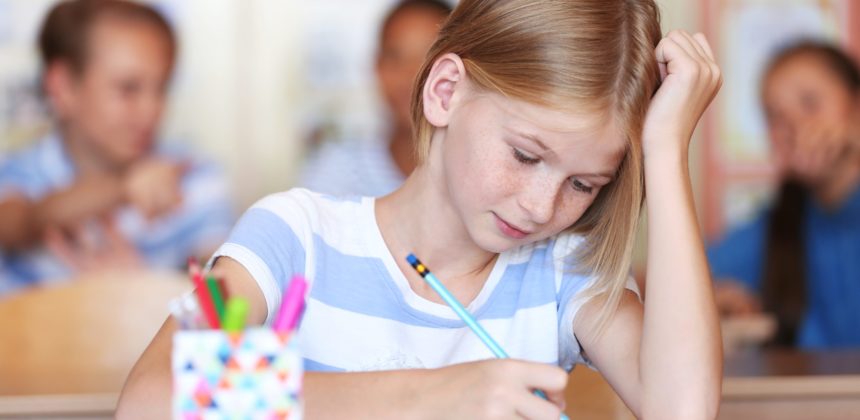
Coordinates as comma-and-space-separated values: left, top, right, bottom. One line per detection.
406, 254, 570, 420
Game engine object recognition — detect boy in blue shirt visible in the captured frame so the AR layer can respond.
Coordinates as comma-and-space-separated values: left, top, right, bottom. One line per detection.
0, 0, 233, 292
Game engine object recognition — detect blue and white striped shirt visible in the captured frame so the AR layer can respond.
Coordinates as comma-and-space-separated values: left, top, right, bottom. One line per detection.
213, 188, 637, 372
0, 134, 235, 293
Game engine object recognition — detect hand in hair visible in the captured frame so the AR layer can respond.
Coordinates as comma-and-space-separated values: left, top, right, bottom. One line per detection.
642, 30, 722, 157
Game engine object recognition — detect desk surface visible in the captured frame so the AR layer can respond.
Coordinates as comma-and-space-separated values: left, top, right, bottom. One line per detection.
3, 276, 859, 419
725, 349, 860, 377
723, 349, 860, 401
721, 350, 860, 420
0, 270, 188, 417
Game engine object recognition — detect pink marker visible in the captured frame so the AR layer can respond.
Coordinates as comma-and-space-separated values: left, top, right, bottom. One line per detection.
273, 275, 308, 333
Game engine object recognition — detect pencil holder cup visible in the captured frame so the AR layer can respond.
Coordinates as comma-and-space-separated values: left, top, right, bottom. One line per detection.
172, 327, 303, 420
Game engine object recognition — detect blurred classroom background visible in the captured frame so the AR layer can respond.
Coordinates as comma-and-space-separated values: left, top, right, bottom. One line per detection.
1, 0, 859, 419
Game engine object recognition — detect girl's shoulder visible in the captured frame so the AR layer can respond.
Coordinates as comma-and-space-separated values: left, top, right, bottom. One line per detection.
244, 188, 375, 245
504, 232, 591, 284
249, 188, 366, 217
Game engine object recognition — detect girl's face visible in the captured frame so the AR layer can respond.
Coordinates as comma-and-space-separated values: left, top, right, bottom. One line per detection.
763, 54, 859, 182
439, 90, 626, 253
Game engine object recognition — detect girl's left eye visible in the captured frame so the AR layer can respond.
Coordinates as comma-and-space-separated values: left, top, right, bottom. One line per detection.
570, 178, 594, 194
512, 147, 540, 165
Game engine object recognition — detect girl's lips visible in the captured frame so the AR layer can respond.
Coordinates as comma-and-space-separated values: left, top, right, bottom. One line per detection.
494, 213, 530, 239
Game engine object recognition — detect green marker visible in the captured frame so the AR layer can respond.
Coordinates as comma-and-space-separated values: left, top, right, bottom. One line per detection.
206, 275, 226, 323
223, 298, 250, 333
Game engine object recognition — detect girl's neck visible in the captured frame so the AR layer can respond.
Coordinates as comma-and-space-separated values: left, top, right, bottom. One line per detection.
376, 138, 497, 282
813, 151, 860, 209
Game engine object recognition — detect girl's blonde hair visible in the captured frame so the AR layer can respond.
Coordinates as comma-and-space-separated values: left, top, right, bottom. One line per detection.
411, 0, 662, 330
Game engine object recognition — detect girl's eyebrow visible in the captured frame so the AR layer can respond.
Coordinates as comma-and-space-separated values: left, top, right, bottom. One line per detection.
584, 172, 616, 182
512, 130, 556, 156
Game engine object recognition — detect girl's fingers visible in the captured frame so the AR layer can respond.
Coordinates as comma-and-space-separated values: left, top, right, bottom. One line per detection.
678, 30, 709, 61
514, 392, 564, 420
665, 30, 701, 63
693, 32, 716, 61
659, 31, 719, 87
655, 36, 697, 78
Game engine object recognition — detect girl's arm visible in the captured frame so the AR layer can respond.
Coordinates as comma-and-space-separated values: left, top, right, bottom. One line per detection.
573, 30, 723, 419
117, 257, 569, 419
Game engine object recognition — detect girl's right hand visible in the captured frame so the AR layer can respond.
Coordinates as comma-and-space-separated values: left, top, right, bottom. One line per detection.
417, 359, 568, 420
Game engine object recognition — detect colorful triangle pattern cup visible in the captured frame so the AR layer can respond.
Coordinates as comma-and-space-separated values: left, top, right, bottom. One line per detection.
172, 328, 303, 420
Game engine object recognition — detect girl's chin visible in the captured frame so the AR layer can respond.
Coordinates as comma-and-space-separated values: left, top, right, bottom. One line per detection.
470, 231, 522, 254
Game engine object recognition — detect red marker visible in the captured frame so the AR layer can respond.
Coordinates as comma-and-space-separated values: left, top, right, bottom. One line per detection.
188, 258, 220, 328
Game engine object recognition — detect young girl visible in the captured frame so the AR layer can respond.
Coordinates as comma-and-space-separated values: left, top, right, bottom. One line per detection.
120, 0, 722, 418
709, 42, 860, 348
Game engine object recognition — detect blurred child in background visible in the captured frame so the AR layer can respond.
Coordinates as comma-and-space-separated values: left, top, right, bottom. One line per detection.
299, 0, 452, 197
709, 42, 860, 348
0, 0, 234, 293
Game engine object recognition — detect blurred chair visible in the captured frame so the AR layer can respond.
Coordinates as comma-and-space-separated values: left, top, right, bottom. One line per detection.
0, 270, 188, 417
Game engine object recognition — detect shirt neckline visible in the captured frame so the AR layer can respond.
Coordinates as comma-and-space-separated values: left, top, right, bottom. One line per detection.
362, 196, 509, 319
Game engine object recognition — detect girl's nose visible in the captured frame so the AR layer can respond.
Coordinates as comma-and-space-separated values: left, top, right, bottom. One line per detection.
518, 175, 561, 225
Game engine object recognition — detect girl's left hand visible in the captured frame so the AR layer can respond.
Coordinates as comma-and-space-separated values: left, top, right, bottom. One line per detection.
642, 30, 722, 158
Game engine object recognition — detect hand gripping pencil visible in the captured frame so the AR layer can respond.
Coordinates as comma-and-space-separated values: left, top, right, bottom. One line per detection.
406, 254, 570, 420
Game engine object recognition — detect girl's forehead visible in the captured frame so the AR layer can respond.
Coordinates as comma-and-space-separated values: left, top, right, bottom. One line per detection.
476, 92, 625, 149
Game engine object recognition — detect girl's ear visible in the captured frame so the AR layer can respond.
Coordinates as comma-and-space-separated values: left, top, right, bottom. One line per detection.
422, 53, 467, 128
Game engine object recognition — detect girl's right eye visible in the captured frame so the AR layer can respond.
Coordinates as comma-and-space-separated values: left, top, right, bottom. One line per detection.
512, 147, 540, 165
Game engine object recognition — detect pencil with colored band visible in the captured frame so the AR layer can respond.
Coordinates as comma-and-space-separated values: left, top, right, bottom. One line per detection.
406, 253, 570, 420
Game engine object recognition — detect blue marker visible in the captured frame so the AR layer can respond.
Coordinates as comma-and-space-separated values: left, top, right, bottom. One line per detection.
406, 253, 570, 420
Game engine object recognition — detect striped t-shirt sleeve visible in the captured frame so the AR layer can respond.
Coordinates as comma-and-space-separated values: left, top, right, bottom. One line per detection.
553, 235, 641, 371
211, 191, 316, 324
